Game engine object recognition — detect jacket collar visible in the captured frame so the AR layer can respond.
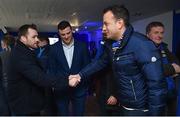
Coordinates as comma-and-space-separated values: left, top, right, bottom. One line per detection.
118, 24, 134, 50
101, 25, 134, 51
156, 42, 168, 49
16, 40, 36, 57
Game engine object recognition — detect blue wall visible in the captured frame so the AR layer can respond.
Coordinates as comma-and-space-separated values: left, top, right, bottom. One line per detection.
173, 11, 180, 60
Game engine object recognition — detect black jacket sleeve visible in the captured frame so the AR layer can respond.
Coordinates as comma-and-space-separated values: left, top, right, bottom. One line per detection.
163, 46, 180, 76
15, 57, 68, 90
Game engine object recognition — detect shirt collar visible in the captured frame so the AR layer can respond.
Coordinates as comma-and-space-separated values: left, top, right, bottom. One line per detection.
62, 39, 74, 48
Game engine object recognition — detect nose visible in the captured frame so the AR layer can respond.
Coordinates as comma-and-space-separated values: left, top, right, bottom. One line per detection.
102, 25, 106, 34
35, 37, 39, 42
63, 34, 68, 39
158, 33, 163, 39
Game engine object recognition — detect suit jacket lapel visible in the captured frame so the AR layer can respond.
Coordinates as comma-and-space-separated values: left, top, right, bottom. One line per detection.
70, 40, 77, 71
58, 41, 70, 70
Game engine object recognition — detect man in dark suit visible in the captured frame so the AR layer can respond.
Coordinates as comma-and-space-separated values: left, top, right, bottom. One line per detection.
7, 24, 80, 116
49, 20, 90, 115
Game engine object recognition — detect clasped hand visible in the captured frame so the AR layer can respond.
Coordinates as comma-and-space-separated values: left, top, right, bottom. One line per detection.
68, 74, 81, 87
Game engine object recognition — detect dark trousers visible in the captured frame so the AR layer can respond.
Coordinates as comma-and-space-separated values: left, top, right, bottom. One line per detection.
0, 86, 10, 115
41, 88, 57, 115
28, 112, 41, 116
56, 94, 86, 116
166, 97, 177, 115
98, 96, 121, 116
11, 111, 41, 116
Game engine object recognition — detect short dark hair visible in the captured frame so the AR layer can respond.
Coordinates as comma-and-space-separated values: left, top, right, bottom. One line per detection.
57, 20, 72, 30
146, 21, 164, 34
38, 35, 49, 44
18, 24, 37, 39
2, 34, 16, 50
103, 5, 129, 26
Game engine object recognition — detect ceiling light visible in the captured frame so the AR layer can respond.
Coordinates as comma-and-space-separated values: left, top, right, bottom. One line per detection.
75, 28, 79, 32
71, 12, 77, 16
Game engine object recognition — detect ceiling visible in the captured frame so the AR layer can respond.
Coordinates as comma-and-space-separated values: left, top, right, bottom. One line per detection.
0, 0, 179, 32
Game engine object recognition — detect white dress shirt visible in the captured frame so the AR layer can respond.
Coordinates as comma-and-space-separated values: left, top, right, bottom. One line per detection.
62, 40, 74, 68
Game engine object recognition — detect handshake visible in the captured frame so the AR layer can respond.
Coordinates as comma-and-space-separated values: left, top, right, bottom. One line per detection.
68, 74, 81, 87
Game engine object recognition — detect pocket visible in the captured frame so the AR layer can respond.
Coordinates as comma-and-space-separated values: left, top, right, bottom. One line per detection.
130, 80, 137, 101
113, 53, 139, 75
114, 53, 134, 62
113, 53, 134, 66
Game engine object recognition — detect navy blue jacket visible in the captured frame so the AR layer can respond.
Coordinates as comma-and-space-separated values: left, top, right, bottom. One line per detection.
49, 39, 90, 97
79, 25, 167, 115
7, 40, 68, 115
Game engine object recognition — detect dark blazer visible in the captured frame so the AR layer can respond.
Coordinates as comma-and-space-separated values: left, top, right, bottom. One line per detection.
7, 40, 68, 115
49, 39, 90, 97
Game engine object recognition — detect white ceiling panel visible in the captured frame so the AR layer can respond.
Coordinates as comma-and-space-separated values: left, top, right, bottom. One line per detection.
0, 0, 179, 32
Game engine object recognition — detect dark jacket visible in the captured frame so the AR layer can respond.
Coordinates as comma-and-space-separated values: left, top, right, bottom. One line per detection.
79, 25, 167, 115
7, 40, 68, 115
160, 43, 180, 76
49, 39, 90, 97
0, 57, 10, 115
0, 51, 10, 89
0, 51, 11, 115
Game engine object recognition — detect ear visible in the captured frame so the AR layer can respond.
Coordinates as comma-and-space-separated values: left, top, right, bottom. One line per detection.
20, 35, 27, 44
146, 33, 149, 38
116, 19, 124, 29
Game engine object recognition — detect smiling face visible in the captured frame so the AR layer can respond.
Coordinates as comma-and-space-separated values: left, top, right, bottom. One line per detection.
21, 28, 39, 49
147, 26, 164, 45
102, 11, 124, 41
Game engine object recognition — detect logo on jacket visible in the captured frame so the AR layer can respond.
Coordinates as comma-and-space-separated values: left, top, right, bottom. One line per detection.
151, 56, 157, 62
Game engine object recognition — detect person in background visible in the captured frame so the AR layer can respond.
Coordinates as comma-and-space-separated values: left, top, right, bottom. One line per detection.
36, 35, 56, 115
93, 40, 120, 116
146, 21, 180, 115
69, 5, 167, 116
0, 34, 16, 115
7, 24, 79, 116
49, 20, 90, 116
36, 35, 50, 70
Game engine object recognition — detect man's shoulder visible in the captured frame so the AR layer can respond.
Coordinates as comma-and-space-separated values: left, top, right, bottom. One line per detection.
130, 32, 153, 45
128, 32, 157, 52
75, 39, 88, 47
75, 39, 86, 44
49, 41, 61, 50
131, 32, 148, 41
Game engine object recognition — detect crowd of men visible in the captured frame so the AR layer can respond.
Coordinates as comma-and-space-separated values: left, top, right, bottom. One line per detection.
0, 5, 180, 116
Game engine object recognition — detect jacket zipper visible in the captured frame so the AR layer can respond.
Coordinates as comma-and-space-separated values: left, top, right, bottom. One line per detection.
130, 80, 137, 101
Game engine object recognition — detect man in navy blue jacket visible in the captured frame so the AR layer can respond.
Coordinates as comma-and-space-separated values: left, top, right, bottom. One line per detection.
69, 5, 167, 115
146, 21, 180, 115
49, 21, 90, 115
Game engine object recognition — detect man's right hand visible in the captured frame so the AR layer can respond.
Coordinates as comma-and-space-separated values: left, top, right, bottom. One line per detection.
107, 95, 117, 105
68, 74, 81, 87
172, 63, 180, 74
